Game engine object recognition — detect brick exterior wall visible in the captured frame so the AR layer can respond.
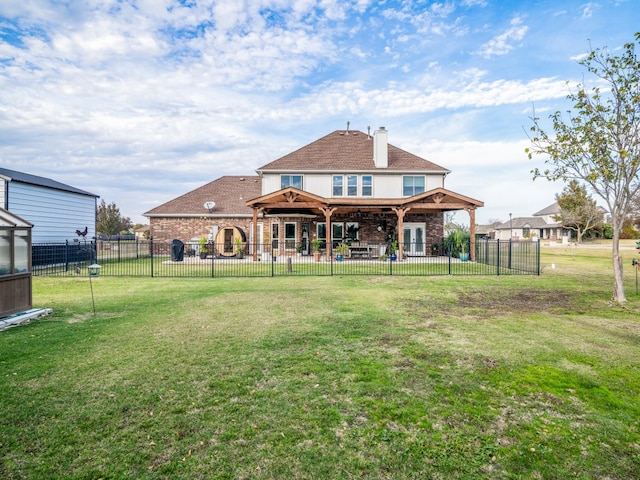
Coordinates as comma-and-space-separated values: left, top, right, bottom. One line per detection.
150, 212, 444, 251
150, 217, 254, 244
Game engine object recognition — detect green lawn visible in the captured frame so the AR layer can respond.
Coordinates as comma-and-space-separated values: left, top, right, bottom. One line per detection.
1, 245, 639, 479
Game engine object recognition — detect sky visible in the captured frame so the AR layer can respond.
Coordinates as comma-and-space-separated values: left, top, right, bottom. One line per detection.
0, 0, 638, 226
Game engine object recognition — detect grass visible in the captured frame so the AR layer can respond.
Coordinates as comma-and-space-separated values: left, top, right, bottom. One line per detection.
1, 245, 640, 479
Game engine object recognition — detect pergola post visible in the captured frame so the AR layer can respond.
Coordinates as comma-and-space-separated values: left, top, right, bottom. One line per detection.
252, 207, 259, 261
468, 207, 476, 261
320, 206, 336, 261
392, 207, 408, 261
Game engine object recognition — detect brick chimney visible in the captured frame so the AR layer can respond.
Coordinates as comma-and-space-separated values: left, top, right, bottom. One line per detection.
373, 127, 388, 168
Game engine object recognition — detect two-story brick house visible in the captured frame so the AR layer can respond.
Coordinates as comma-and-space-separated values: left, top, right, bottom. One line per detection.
145, 127, 483, 260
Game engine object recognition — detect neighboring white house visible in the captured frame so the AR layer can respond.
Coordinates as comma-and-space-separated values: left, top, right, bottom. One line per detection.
0, 167, 99, 243
492, 201, 608, 242
493, 216, 552, 241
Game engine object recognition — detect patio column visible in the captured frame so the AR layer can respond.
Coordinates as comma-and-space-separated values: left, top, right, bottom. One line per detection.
320, 206, 336, 261
467, 207, 476, 261
392, 207, 408, 261
252, 207, 259, 261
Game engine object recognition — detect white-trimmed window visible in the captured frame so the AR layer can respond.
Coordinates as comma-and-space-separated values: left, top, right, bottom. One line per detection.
403, 176, 425, 196
347, 175, 358, 196
362, 175, 372, 196
317, 223, 327, 249
284, 222, 296, 250
333, 175, 370, 197
331, 222, 344, 247
332, 175, 343, 196
346, 222, 359, 241
271, 223, 279, 249
281, 175, 302, 189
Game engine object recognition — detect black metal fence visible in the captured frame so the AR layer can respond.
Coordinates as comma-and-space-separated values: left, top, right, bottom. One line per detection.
32, 238, 540, 277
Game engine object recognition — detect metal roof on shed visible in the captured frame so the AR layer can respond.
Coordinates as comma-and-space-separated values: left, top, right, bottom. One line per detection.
0, 167, 98, 197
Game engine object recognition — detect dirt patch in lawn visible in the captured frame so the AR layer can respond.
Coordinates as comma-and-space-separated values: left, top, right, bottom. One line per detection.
456, 289, 575, 314
408, 288, 577, 321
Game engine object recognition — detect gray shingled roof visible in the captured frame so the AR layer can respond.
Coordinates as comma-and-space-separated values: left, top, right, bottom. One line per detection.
144, 176, 261, 216
494, 217, 551, 230
257, 130, 450, 172
0, 167, 98, 197
532, 202, 560, 217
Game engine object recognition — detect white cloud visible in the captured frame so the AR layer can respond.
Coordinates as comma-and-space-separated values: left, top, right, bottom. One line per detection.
461, 0, 488, 6
580, 2, 599, 19
0, 0, 636, 225
477, 16, 528, 58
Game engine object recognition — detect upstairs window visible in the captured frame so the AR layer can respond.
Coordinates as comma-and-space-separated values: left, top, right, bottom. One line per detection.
403, 176, 425, 196
347, 175, 358, 196
332, 175, 343, 196
334, 175, 369, 197
362, 175, 372, 196
281, 175, 302, 189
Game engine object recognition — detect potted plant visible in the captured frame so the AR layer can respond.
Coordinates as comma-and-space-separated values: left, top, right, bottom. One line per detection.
199, 237, 209, 259
311, 238, 322, 262
296, 243, 304, 257
448, 227, 469, 262
389, 241, 398, 261
234, 237, 244, 259
335, 242, 349, 261
459, 239, 469, 262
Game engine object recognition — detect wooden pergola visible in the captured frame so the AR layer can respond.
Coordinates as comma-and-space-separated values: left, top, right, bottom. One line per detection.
247, 187, 484, 261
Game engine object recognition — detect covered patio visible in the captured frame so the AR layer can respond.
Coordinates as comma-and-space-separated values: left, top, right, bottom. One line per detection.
247, 187, 484, 262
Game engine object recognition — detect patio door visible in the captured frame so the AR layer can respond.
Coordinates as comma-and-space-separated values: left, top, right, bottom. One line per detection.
403, 223, 426, 256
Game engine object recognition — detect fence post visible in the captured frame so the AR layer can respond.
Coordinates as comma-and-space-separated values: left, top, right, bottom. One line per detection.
271, 248, 275, 277
508, 239, 512, 270
448, 244, 451, 275
330, 245, 334, 276
485, 238, 489, 265
64, 239, 69, 272
496, 239, 500, 276
536, 239, 541, 275
149, 237, 154, 277
211, 249, 215, 278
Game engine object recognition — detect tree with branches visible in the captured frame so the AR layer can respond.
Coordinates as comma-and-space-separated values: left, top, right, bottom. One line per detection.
527, 32, 640, 303
554, 180, 604, 244
97, 199, 132, 236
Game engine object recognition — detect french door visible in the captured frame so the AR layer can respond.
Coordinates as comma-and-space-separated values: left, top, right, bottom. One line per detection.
403, 223, 426, 256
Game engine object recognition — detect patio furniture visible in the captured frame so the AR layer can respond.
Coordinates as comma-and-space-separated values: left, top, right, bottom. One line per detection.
348, 242, 375, 259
